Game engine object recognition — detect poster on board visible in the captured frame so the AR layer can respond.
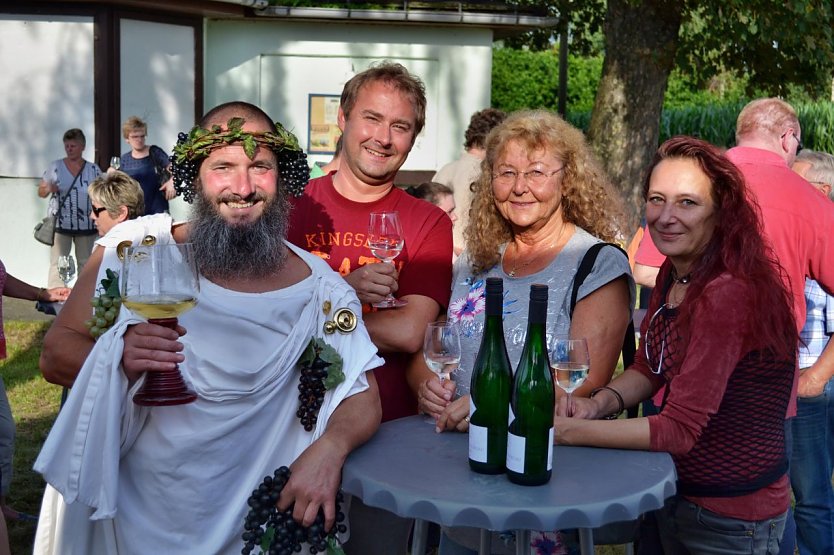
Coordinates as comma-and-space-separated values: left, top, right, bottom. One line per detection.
308, 94, 341, 154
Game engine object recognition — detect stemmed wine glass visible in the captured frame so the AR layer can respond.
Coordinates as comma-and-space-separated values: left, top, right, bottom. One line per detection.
549, 337, 590, 416
57, 255, 76, 287
368, 211, 407, 308
121, 242, 200, 406
110, 156, 121, 171
423, 321, 462, 423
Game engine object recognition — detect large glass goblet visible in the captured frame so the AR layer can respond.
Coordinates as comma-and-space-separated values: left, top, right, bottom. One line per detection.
121, 242, 199, 406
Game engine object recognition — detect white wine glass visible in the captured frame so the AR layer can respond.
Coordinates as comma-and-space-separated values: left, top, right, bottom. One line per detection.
57, 255, 76, 286
423, 321, 462, 423
368, 211, 407, 308
549, 337, 590, 417
121, 242, 200, 406
110, 156, 121, 170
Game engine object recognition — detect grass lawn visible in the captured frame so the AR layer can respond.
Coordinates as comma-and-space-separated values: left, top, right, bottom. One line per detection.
1, 320, 62, 553
1, 320, 629, 555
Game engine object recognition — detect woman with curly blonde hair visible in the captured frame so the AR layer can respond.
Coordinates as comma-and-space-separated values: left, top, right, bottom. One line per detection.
412, 109, 636, 553
466, 109, 627, 273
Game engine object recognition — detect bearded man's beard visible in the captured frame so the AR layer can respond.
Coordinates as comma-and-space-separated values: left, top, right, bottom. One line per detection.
189, 186, 290, 281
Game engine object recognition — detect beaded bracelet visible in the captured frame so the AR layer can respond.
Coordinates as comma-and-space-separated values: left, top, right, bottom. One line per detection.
590, 386, 625, 420
36, 287, 46, 302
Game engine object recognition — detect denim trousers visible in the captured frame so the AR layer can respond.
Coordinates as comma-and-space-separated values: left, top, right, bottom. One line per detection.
790, 377, 834, 555
654, 496, 786, 554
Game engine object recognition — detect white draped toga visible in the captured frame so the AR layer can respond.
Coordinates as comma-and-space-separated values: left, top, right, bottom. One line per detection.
33, 214, 383, 554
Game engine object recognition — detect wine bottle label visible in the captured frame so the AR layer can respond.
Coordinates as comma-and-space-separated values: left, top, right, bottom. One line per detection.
468, 396, 489, 462
506, 429, 554, 473
469, 424, 488, 462
506, 432, 526, 473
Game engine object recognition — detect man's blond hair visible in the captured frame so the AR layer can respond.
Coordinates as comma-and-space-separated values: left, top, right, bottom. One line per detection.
735, 98, 799, 143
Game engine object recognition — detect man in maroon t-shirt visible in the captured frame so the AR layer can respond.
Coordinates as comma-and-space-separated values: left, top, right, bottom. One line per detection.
288, 61, 452, 555
289, 62, 452, 422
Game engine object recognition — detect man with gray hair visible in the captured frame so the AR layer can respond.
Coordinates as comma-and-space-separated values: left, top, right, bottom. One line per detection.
789, 149, 834, 554
794, 149, 834, 200
727, 98, 834, 554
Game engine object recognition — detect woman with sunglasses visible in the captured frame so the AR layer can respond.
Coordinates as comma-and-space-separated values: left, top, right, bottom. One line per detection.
88, 171, 145, 237
555, 136, 797, 554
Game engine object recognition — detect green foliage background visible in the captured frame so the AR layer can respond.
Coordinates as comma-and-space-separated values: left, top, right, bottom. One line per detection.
491, 47, 834, 153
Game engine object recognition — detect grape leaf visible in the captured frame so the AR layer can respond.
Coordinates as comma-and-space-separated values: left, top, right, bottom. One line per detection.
227, 117, 245, 133
260, 525, 275, 552
317, 341, 345, 390
101, 269, 121, 298
326, 536, 346, 555
298, 338, 317, 368
243, 135, 258, 159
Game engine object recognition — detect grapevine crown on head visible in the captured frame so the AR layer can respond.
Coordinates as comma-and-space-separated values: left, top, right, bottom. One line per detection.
170, 116, 310, 202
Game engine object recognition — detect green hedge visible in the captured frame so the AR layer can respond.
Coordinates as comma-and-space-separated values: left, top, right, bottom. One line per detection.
492, 46, 834, 154
568, 102, 834, 153
491, 47, 601, 114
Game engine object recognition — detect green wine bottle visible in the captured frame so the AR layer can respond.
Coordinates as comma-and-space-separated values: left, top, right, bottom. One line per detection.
506, 284, 554, 486
468, 277, 513, 474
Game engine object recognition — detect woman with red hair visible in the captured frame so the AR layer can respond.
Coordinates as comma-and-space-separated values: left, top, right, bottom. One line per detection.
555, 136, 797, 554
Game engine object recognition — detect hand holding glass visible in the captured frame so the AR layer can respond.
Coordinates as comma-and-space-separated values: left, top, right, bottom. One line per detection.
57, 255, 76, 286
423, 322, 461, 383
423, 322, 461, 424
368, 211, 407, 308
121, 242, 199, 406
549, 338, 590, 416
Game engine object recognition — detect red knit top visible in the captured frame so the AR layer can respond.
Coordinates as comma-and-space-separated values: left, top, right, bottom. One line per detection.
634, 265, 793, 520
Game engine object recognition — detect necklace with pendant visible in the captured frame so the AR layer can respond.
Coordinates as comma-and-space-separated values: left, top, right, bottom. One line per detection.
671, 267, 692, 284
506, 222, 567, 277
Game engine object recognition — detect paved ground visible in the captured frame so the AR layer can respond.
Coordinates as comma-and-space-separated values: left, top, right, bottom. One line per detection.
3, 297, 55, 322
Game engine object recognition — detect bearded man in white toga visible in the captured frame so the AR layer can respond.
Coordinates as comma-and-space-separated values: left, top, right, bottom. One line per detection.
34, 101, 383, 554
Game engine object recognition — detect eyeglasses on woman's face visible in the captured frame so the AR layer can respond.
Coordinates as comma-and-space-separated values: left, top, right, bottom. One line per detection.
91, 205, 108, 217
492, 166, 565, 187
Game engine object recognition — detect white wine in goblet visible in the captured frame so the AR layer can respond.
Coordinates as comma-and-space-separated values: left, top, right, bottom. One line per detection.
549, 337, 590, 416
121, 242, 200, 406
368, 211, 408, 308
422, 321, 461, 423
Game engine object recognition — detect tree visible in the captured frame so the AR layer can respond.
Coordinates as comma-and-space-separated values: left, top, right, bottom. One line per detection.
587, 0, 682, 227
510, 0, 834, 228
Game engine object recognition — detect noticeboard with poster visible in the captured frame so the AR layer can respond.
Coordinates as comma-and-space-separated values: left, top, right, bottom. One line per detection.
307, 94, 341, 154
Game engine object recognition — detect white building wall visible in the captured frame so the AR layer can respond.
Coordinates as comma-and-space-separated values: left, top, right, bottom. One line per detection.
0, 16, 96, 285
120, 18, 196, 222
204, 20, 493, 170
1, 18, 199, 285
3, 15, 494, 287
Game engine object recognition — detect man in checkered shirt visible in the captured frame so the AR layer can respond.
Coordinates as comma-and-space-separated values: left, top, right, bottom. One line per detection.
789, 148, 834, 555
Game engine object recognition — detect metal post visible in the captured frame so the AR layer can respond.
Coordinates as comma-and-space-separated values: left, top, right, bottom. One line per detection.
558, 21, 569, 118
411, 519, 428, 555
515, 529, 531, 555
578, 527, 594, 555
478, 529, 490, 555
